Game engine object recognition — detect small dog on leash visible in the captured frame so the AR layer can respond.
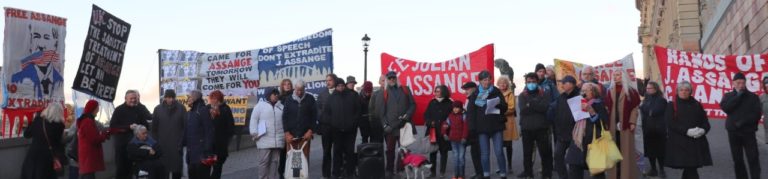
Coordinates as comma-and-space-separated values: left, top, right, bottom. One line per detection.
398, 147, 433, 179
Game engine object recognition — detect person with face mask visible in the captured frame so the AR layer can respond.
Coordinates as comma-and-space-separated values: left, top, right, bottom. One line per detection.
719, 72, 762, 179
110, 90, 152, 179
517, 73, 553, 179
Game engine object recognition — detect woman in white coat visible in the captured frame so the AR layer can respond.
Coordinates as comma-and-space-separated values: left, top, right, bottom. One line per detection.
249, 89, 285, 179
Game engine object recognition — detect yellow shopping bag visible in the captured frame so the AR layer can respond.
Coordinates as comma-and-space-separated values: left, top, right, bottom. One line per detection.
586, 123, 623, 175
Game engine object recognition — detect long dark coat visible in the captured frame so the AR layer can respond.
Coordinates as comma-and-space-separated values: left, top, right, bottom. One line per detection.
466, 86, 508, 134
639, 94, 667, 158
663, 97, 712, 169
151, 101, 187, 172
212, 104, 235, 158
21, 116, 65, 179
423, 98, 453, 150
183, 100, 215, 165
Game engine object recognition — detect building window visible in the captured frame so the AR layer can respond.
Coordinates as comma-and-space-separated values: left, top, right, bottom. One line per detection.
744, 25, 751, 50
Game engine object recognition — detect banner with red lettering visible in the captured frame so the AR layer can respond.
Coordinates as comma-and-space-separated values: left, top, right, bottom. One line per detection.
2, 7, 66, 139
380, 44, 494, 125
554, 54, 638, 91
655, 46, 768, 118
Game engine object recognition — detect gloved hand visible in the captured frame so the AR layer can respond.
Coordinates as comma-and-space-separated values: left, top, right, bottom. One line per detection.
692, 127, 706, 138
686, 128, 698, 138
616, 122, 622, 130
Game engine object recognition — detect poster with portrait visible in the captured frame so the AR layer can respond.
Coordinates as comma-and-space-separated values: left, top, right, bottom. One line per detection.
2, 7, 67, 139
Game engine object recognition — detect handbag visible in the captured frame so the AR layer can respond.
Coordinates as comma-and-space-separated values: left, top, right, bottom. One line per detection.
41, 120, 63, 172
429, 128, 437, 143
586, 122, 622, 175
399, 122, 416, 147
284, 140, 309, 179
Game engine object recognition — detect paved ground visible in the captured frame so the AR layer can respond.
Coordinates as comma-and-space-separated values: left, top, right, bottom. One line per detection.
217, 120, 768, 179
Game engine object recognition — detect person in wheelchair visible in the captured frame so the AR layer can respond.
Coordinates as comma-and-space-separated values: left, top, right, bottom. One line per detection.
127, 124, 165, 179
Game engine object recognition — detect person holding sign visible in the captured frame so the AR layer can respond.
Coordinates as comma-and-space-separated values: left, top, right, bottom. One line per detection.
552, 75, 579, 179
517, 72, 553, 179
565, 82, 609, 179
604, 71, 640, 179
466, 70, 508, 179
719, 72, 762, 179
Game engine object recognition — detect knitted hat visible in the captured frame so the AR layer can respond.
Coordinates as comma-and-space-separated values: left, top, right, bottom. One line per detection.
267, 88, 280, 97
83, 100, 99, 116
535, 63, 546, 72
362, 81, 373, 93
733, 72, 746, 81
335, 78, 346, 87
163, 89, 176, 98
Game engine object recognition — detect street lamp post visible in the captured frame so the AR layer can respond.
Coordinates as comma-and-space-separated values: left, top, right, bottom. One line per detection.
362, 34, 371, 82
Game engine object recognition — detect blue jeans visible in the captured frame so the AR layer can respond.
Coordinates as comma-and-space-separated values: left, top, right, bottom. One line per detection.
451, 141, 467, 177
479, 131, 507, 177
68, 166, 79, 179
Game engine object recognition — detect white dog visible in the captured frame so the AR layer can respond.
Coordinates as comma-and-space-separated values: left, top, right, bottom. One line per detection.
397, 147, 433, 179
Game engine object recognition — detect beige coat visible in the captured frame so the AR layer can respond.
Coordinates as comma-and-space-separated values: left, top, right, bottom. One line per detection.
502, 90, 520, 141
606, 87, 640, 179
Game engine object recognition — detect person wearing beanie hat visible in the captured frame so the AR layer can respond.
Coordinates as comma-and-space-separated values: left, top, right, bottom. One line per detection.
249, 87, 286, 179
761, 76, 768, 144
358, 81, 374, 143
110, 90, 152, 179
77, 99, 110, 178
535, 63, 546, 81
325, 74, 362, 177
467, 69, 510, 178
721, 72, 762, 179
152, 89, 187, 178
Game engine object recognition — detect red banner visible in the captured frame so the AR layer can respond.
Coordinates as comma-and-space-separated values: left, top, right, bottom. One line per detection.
381, 44, 494, 125
655, 46, 768, 119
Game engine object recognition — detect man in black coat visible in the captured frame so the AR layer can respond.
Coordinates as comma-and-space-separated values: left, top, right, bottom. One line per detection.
324, 78, 362, 178
719, 72, 762, 179
552, 75, 579, 179
461, 81, 484, 179
518, 72, 553, 179
317, 73, 337, 178
109, 90, 152, 179
282, 80, 317, 158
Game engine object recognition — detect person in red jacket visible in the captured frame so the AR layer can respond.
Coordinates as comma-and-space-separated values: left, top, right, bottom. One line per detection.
443, 100, 469, 179
78, 100, 110, 179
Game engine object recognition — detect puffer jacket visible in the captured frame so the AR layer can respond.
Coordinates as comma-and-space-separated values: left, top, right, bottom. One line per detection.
249, 100, 285, 149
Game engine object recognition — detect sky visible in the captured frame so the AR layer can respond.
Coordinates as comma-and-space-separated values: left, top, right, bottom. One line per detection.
1, 0, 642, 109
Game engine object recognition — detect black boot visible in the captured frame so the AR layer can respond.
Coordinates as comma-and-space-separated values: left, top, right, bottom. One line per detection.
647, 168, 658, 177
